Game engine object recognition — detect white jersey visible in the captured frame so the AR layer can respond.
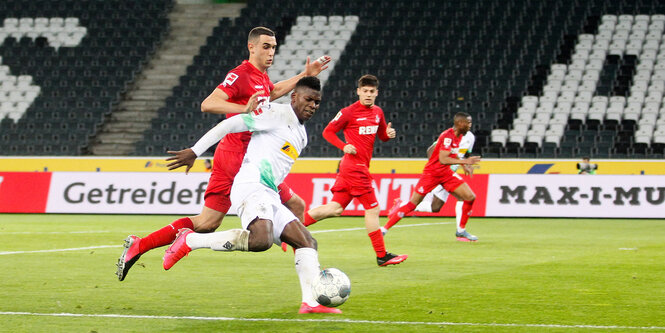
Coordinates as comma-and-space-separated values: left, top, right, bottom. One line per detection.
450, 131, 474, 172
235, 103, 307, 192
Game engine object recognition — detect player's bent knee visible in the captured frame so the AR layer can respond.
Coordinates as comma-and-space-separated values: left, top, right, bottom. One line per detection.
247, 219, 274, 252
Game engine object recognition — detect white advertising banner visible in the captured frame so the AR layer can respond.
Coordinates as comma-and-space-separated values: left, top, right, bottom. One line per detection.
46, 172, 213, 214
486, 175, 665, 218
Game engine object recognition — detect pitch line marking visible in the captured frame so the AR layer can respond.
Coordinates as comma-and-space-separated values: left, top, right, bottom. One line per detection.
0, 221, 451, 255
0, 311, 663, 330
0, 245, 120, 256
0, 220, 450, 236
310, 221, 452, 234
0, 230, 153, 235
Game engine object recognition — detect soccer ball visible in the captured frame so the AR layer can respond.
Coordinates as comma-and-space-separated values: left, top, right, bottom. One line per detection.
311, 268, 351, 307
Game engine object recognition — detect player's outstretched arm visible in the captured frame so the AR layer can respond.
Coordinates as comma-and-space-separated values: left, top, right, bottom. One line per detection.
270, 56, 331, 101
201, 88, 247, 115
183, 92, 263, 161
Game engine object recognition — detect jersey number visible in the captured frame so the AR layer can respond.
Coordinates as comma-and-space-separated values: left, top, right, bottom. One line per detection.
252, 96, 270, 115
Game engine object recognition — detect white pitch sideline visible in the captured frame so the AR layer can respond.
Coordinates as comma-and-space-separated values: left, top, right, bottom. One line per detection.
0, 221, 452, 256
0, 311, 663, 330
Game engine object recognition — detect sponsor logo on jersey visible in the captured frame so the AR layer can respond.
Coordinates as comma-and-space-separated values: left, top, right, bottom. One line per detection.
356, 117, 367, 121
254, 85, 264, 89
375, 115, 380, 123
222, 73, 239, 87
281, 141, 299, 161
358, 125, 379, 135
443, 138, 452, 147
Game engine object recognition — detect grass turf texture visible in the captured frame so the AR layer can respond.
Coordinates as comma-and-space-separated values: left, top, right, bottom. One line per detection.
0, 214, 664, 332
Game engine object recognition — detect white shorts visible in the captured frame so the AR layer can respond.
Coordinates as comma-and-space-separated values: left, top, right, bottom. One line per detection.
231, 182, 297, 245
430, 184, 450, 202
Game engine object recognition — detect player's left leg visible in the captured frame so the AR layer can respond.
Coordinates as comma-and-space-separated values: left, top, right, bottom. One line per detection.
304, 190, 350, 226
279, 213, 341, 313
450, 182, 478, 242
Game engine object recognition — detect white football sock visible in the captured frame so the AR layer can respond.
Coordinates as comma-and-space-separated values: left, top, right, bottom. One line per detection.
415, 197, 433, 212
295, 247, 320, 307
185, 229, 249, 251
455, 201, 464, 232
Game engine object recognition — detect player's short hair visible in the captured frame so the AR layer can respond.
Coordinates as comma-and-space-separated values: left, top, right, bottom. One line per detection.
248, 27, 275, 43
454, 112, 471, 121
358, 74, 379, 88
295, 76, 321, 92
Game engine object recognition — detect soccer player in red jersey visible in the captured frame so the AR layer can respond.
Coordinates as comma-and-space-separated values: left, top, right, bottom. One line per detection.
302, 74, 408, 267
383, 112, 481, 241
116, 27, 331, 281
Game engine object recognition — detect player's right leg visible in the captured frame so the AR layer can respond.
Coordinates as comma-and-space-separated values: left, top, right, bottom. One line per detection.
362, 203, 408, 267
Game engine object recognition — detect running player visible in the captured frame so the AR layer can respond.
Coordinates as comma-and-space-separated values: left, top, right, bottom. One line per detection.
301, 74, 408, 267
163, 77, 340, 314
383, 112, 481, 241
116, 27, 331, 281
384, 131, 479, 241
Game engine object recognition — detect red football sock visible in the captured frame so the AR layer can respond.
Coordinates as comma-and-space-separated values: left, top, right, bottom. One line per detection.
368, 229, 387, 258
303, 211, 317, 227
138, 217, 193, 254
384, 201, 416, 230
459, 200, 474, 229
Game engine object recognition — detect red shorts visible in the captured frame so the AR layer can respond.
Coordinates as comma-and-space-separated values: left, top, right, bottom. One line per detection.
415, 172, 465, 196
204, 150, 244, 213
330, 170, 378, 209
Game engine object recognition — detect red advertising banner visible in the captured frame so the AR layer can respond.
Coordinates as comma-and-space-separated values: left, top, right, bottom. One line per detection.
0, 172, 52, 213
284, 173, 489, 217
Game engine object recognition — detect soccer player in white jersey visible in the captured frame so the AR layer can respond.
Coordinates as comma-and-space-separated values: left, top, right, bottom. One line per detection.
384, 131, 479, 242
163, 77, 341, 314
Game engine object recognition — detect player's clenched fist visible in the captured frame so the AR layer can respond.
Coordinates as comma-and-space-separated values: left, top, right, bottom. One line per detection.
343, 144, 357, 155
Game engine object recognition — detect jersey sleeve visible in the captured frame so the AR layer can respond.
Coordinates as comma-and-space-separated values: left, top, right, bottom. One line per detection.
439, 131, 455, 152
322, 109, 351, 151
217, 70, 244, 99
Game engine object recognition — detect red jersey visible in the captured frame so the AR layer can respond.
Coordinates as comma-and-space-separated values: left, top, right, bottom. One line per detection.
323, 101, 390, 172
423, 128, 463, 177
215, 60, 273, 153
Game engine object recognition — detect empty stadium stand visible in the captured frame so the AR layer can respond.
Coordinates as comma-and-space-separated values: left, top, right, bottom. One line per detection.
0, 0, 172, 155
2, 0, 665, 159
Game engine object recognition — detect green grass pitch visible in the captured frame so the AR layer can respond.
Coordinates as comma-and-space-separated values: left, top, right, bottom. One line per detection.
0, 214, 664, 332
